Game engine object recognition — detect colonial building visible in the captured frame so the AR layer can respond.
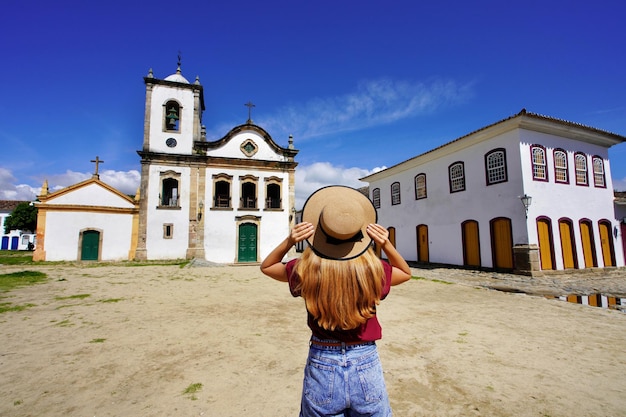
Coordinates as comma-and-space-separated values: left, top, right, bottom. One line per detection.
34, 65, 298, 263
361, 110, 625, 275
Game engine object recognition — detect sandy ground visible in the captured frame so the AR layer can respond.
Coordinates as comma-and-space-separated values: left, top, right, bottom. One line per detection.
1, 263, 625, 417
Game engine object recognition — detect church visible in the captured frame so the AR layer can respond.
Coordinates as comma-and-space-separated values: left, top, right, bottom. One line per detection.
33, 65, 298, 263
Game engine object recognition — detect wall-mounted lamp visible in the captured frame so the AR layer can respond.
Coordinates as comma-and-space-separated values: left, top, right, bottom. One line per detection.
197, 200, 204, 221
520, 194, 532, 218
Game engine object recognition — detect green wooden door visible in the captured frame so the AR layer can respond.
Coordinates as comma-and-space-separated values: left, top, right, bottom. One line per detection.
81, 230, 100, 261
238, 223, 257, 262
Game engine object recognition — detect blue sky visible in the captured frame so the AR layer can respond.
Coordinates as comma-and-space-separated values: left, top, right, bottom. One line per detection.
1, 0, 625, 209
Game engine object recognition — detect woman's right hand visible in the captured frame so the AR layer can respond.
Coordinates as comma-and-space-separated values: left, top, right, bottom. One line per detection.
290, 222, 315, 245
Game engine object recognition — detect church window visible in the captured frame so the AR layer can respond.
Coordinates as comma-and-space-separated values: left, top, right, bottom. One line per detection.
265, 177, 283, 209
531, 145, 547, 181
372, 188, 380, 208
554, 149, 569, 184
391, 182, 401, 205
158, 171, 181, 208
240, 175, 259, 209
163, 223, 174, 239
485, 149, 507, 185
449, 162, 465, 193
415, 174, 427, 199
164, 100, 181, 132
575, 153, 588, 186
240, 139, 258, 157
592, 156, 605, 188
212, 174, 233, 209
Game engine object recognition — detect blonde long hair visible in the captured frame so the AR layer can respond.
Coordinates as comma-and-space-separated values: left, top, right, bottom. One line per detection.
293, 247, 385, 331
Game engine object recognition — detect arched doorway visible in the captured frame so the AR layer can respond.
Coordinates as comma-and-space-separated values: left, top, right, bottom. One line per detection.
238, 223, 258, 262
80, 230, 100, 261
490, 217, 513, 270
462, 220, 480, 267
598, 220, 616, 267
579, 219, 597, 268
416, 224, 429, 263
537, 218, 555, 270
558, 218, 577, 269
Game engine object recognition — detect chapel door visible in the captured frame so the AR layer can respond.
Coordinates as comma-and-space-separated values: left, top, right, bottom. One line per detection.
238, 223, 257, 263
491, 218, 513, 270
81, 230, 100, 261
462, 220, 481, 267
416, 224, 429, 263
537, 218, 554, 270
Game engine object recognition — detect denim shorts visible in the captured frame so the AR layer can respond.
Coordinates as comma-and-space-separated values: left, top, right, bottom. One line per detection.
299, 337, 392, 417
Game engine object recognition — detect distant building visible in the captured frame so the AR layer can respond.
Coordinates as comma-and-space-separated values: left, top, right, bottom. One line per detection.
361, 110, 626, 275
0, 200, 35, 251
34, 65, 298, 262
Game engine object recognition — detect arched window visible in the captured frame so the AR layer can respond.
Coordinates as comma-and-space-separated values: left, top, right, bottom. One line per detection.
391, 182, 401, 205
240, 175, 258, 209
575, 152, 588, 186
164, 100, 181, 132
212, 173, 233, 209
415, 174, 427, 199
485, 149, 507, 185
592, 156, 605, 188
265, 179, 282, 209
449, 162, 465, 193
553, 149, 569, 184
372, 188, 381, 208
531, 145, 547, 181
159, 170, 181, 208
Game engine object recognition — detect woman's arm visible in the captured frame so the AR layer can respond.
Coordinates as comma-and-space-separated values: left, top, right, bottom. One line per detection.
260, 222, 314, 282
366, 224, 412, 286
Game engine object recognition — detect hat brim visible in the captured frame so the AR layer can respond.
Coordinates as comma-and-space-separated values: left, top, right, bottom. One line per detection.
301, 185, 377, 260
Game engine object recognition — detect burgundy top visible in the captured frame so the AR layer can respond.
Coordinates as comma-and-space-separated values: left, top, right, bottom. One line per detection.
286, 258, 392, 342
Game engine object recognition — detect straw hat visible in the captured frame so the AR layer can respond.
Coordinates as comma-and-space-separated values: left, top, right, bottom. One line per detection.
301, 185, 377, 260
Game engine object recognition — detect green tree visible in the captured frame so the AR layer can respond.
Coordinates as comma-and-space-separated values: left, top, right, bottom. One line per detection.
4, 203, 37, 234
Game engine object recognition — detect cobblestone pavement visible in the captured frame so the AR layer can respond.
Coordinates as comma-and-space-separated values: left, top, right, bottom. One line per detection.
408, 264, 626, 299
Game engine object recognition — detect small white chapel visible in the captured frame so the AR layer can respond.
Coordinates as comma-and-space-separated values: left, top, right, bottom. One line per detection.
33, 65, 298, 263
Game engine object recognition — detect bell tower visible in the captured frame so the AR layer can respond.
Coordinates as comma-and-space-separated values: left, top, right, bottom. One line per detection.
134, 64, 206, 261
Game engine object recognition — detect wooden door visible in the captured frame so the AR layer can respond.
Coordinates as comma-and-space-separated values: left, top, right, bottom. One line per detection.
537, 218, 554, 270
81, 230, 100, 261
416, 225, 429, 263
579, 221, 596, 268
238, 223, 258, 262
491, 218, 513, 270
559, 220, 576, 269
462, 220, 481, 267
599, 221, 615, 267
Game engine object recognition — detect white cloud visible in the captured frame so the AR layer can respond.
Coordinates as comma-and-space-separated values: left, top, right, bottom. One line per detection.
0, 168, 39, 201
263, 78, 473, 141
294, 162, 385, 209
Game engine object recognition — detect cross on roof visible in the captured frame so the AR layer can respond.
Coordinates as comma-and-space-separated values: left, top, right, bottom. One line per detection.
91, 156, 104, 177
244, 101, 255, 123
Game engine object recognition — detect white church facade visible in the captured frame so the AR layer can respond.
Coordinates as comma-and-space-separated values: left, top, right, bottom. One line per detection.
362, 110, 626, 275
34, 65, 297, 263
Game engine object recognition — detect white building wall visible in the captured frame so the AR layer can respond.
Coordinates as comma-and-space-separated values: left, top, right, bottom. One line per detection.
148, 85, 195, 155
204, 166, 291, 263
370, 125, 624, 270
48, 183, 135, 208
43, 211, 133, 261
144, 164, 191, 259
520, 130, 624, 268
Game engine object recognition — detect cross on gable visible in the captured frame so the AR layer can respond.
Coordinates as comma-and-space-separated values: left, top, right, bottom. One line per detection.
244, 101, 255, 124
91, 156, 104, 177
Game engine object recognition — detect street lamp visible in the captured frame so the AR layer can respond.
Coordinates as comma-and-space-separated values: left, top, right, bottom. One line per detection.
520, 194, 532, 218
